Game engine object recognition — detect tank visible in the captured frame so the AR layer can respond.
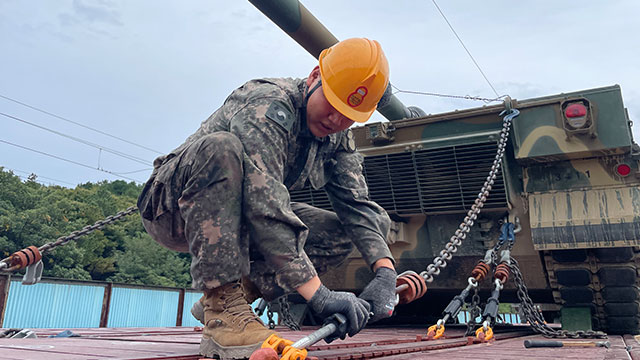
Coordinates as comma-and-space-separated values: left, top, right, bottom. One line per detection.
250, 1, 640, 334
295, 85, 640, 334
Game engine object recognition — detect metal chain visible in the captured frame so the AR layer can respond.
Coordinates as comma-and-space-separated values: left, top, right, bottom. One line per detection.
420, 108, 520, 283
493, 222, 507, 253
465, 288, 482, 336
40, 206, 139, 254
490, 249, 498, 267
0, 206, 139, 271
278, 296, 301, 331
509, 256, 607, 339
266, 305, 276, 329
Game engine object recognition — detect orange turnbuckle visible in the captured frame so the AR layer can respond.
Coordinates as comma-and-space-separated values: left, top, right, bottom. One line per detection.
396, 271, 427, 304
426, 323, 445, 340
8, 246, 42, 271
261, 333, 294, 354
280, 345, 307, 360
471, 261, 490, 282
433, 277, 478, 340
494, 263, 510, 283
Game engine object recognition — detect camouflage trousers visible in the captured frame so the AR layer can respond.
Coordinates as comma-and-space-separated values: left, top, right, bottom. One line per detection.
139, 132, 354, 300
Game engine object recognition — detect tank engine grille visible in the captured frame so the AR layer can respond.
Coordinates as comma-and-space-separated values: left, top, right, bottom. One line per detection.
289, 141, 508, 215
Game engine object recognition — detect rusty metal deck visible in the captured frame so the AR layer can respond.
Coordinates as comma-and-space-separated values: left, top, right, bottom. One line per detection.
0, 326, 638, 360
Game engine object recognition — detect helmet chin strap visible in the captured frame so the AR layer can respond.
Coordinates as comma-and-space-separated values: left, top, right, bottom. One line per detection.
302, 79, 322, 134
304, 79, 322, 105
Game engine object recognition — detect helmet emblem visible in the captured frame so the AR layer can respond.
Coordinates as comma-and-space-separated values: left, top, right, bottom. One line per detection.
347, 86, 368, 107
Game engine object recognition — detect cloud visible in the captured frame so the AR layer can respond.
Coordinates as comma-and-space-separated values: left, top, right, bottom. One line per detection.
59, 0, 122, 28
231, 9, 248, 19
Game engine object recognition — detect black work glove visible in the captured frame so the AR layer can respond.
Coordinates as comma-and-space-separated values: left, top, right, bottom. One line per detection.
308, 284, 371, 341
358, 266, 397, 323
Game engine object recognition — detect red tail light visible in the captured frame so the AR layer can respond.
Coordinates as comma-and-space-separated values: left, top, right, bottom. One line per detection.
615, 163, 631, 177
565, 103, 587, 118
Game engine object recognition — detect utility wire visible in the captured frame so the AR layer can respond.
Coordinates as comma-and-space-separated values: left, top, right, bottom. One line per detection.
116, 168, 153, 174
390, 84, 505, 103
15, 174, 45, 185
0, 94, 163, 155
431, 0, 500, 98
16, 174, 68, 187
1, 112, 151, 166
5, 167, 76, 186
0, 139, 142, 183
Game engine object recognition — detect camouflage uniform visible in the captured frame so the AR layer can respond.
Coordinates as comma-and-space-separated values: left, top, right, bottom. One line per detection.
138, 78, 393, 300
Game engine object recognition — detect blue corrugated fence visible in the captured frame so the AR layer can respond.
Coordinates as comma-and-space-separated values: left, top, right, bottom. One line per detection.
107, 287, 180, 327
181, 291, 203, 327
1, 277, 279, 329
4, 280, 104, 328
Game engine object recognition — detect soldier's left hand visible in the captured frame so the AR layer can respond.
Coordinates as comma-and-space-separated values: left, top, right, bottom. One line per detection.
358, 266, 397, 323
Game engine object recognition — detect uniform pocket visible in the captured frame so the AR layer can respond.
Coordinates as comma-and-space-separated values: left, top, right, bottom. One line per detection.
142, 156, 181, 220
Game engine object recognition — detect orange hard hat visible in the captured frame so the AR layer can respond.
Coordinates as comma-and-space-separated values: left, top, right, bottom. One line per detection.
318, 38, 390, 123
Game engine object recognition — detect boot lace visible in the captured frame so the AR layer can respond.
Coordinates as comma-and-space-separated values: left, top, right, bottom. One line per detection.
222, 284, 262, 328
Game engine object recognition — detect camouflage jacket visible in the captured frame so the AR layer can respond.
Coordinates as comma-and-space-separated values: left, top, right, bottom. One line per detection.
160, 77, 393, 290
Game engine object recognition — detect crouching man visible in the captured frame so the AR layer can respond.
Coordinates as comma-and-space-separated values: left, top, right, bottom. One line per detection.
138, 38, 398, 359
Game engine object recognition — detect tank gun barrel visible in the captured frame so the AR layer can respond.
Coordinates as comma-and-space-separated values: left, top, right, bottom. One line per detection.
248, 0, 425, 120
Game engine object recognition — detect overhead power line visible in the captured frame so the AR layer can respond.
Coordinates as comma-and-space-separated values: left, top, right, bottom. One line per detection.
15, 174, 45, 185
431, 0, 500, 98
0, 93, 164, 155
3, 167, 76, 186
0, 139, 143, 183
1, 112, 151, 166
390, 84, 505, 103
15, 173, 68, 187
116, 168, 153, 174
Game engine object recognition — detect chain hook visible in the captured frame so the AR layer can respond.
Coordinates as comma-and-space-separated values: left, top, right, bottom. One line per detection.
501, 96, 513, 114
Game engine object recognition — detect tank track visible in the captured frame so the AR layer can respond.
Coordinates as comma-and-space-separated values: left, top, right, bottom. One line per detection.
544, 247, 640, 334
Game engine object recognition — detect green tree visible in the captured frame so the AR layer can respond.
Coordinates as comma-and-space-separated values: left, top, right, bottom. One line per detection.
0, 168, 191, 287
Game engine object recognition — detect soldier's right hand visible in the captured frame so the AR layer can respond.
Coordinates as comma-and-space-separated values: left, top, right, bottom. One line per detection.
308, 284, 371, 340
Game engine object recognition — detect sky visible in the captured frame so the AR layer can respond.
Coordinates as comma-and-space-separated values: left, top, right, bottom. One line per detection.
1, 0, 639, 187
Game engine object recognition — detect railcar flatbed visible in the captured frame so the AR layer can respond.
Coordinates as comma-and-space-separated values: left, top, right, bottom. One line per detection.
0, 325, 637, 360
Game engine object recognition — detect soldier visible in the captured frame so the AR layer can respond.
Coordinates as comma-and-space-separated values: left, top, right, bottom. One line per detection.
138, 38, 398, 359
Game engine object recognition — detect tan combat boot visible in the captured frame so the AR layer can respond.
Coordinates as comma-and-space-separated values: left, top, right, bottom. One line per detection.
199, 281, 276, 359
191, 277, 262, 325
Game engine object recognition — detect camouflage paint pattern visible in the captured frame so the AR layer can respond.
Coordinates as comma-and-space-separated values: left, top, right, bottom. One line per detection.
512, 86, 632, 162
139, 77, 393, 295
529, 186, 640, 250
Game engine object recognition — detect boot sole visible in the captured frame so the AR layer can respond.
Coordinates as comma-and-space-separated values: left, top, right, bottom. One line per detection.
191, 300, 205, 324
200, 337, 262, 359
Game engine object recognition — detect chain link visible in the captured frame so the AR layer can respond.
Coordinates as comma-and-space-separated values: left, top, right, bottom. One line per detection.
465, 288, 482, 336
420, 109, 520, 283
266, 303, 276, 330
40, 206, 139, 254
509, 256, 607, 339
278, 296, 301, 331
493, 222, 507, 253
1, 206, 139, 270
